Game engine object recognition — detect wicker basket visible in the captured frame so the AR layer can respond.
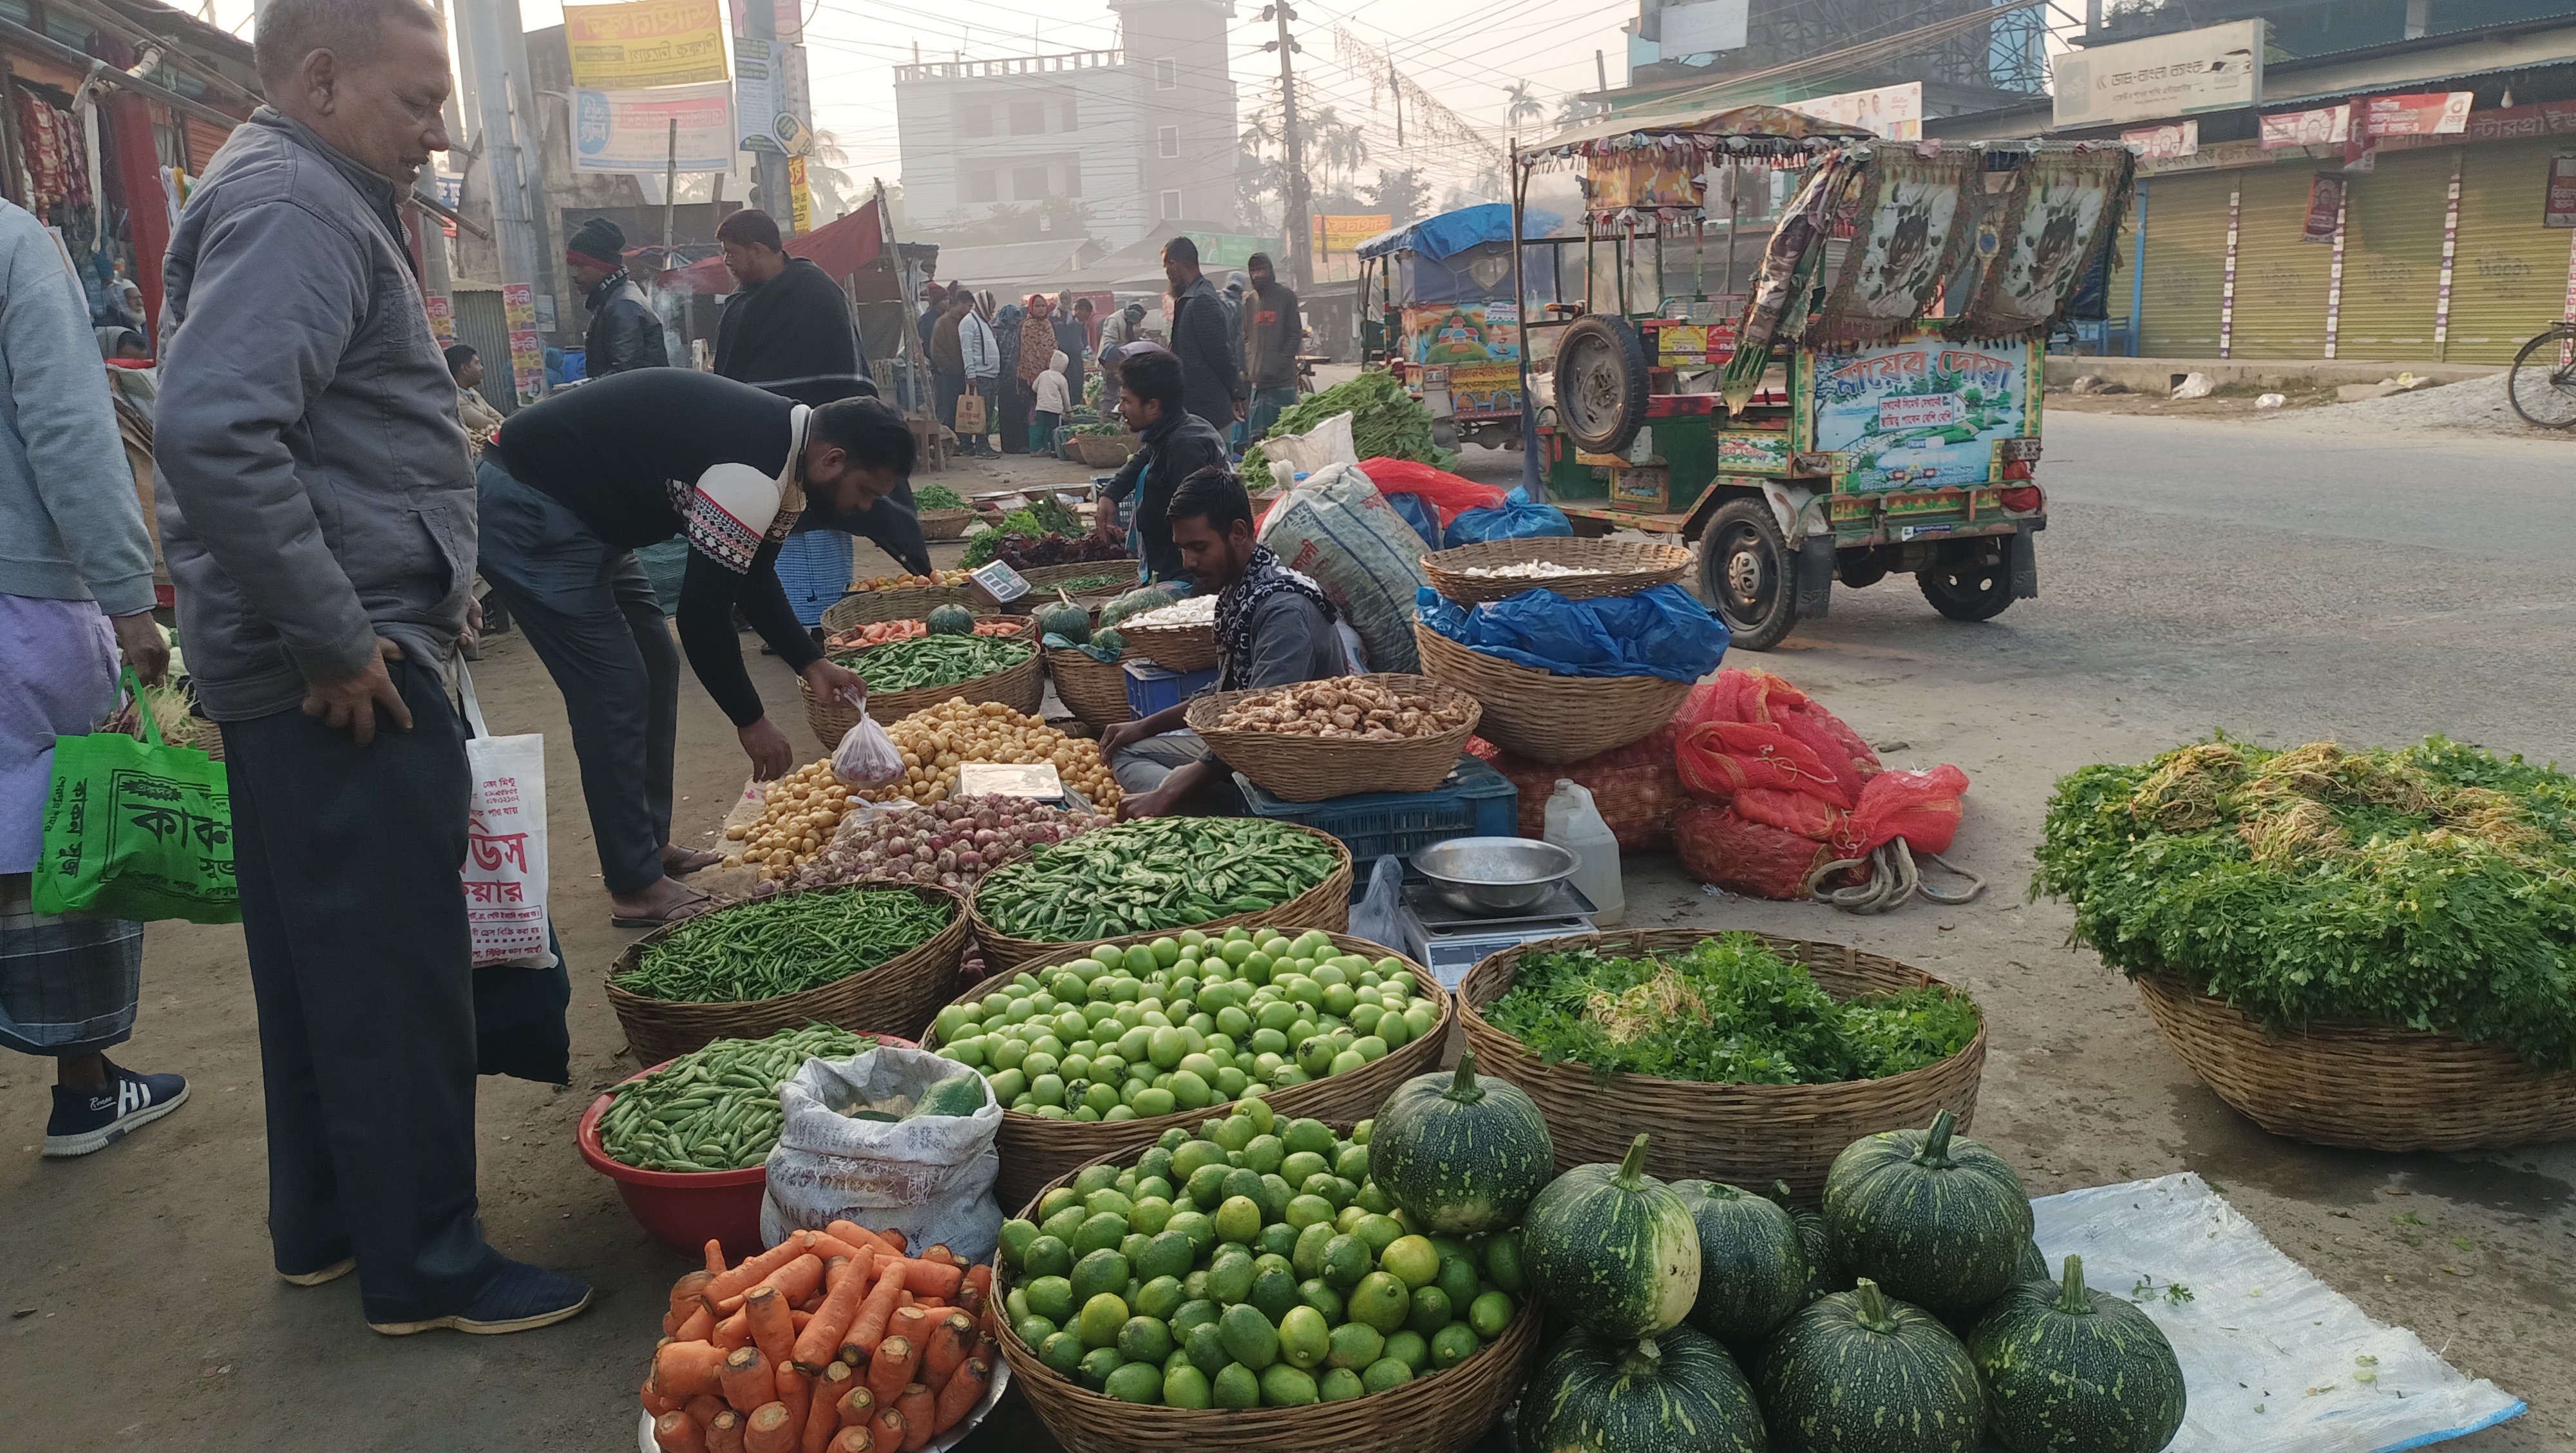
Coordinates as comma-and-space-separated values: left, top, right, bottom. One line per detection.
604, 882, 970, 1066
927, 931, 1448, 1208
1121, 619, 1218, 672
820, 613, 1028, 652
820, 585, 973, 634
1066, 433, 1138, 468
1413, 622, 1690, 764
1422, 538, 1696, 604
1184, 674, 1482, 802
2134, 971, 2576, 1151
1016, 560, 1137, 591
1046, 647, 1135, 727
799, 638, 1045, 750
967, 824, 1354, 973
916, 508, 976, 540
1457, 928, 1987, 1199
993, 1136, 1539, 1453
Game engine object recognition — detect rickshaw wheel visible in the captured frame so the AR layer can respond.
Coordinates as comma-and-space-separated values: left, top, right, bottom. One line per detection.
1918, 557, 2016, 622
1553, 314, 1649, 454
1701, 500, 1797, 651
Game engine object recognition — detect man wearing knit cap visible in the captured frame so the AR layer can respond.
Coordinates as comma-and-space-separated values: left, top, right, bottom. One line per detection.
565, 216, 667, 377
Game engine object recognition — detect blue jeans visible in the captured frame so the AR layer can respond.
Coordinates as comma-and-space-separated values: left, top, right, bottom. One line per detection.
1247, 385, 1299, 441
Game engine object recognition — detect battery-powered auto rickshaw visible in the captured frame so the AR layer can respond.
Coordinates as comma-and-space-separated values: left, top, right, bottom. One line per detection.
1354, 204, 1562, 451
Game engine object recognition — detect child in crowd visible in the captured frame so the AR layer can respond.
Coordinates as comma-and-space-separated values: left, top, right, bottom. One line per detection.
1033, 348, 1071, 452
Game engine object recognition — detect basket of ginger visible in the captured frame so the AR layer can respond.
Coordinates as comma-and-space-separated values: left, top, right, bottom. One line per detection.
643, 1222, 1007, 1453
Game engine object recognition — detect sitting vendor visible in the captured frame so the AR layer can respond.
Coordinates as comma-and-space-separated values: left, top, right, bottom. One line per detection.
1100, 465, 1354, 819
1094, 346, 1229, 582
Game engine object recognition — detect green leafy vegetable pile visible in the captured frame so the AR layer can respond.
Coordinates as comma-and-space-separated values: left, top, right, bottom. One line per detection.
1242, 370, 1456, 480
1484, 933, 1980, 1085
2035, 736, 2576, 1070
913, 482, 969, 511
962, 497, 1084, 565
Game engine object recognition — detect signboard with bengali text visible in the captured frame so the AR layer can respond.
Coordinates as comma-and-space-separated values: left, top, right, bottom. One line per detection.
572, 82, 735, 174
1312, 214, 1392, 252
564, 0, 727, 90
2051, 19, 2262, 129
1810, 336, 2028, 493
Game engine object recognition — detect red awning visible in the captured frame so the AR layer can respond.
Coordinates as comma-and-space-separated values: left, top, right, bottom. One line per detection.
656, 199, 884, 297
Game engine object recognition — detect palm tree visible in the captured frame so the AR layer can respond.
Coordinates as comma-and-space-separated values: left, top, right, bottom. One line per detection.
1555, 92, 1603, 128
805, 129, 856, 220
1504, 81, 1543, 133
1320, 109, 1368, 189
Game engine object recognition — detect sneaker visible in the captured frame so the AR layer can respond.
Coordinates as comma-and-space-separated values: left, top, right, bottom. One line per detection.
280, 1256, 357, 1287
43, 1062, 188, 1157
368, 1258, 593, 1336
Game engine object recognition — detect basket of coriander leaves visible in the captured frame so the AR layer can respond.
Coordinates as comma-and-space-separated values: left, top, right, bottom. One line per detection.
911, 482, 976, 538
605, 882, 968, 1064
1456, 929, 1985, 1199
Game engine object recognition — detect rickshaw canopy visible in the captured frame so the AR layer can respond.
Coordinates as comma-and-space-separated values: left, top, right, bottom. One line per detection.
1355, 204, 1565, 262
1528, 103, 1873, 160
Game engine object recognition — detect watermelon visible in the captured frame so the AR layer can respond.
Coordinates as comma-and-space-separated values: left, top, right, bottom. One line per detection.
1824, 1109, 2032, 1314
1367, 1050, 1555, 1235
926, 603, 977, 636
1672, 1181, 1807, 1348
1032, 595, 1091, 644
1518, 1323, 1765, 1453
1758, 1278, 1985, 1453
1772, 1181, 1850, 1306
1968, 1255, 2187, 1453
1521, 1133, 1700, 1339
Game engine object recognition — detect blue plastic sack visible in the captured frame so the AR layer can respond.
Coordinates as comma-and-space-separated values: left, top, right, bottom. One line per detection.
1443, 486, 1573, 547
1383, 491, 1443, 549
1416, 582, 1728, 682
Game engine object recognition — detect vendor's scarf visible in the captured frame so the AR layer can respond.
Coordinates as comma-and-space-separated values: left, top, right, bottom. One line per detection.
1215, 544, 1338, 690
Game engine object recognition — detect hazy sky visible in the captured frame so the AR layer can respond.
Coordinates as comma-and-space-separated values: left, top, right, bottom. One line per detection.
205, 0, 1638, 206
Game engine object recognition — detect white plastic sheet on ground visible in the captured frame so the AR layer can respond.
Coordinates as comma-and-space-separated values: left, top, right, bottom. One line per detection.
2031, 1173, 2524, 1453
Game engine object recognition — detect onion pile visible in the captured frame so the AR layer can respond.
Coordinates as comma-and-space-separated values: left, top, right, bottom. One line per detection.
781, 794, 1112, 895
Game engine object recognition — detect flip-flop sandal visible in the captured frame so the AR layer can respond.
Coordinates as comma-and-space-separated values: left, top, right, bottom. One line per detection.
611, 897, 710, 930
662, 848, 725, 877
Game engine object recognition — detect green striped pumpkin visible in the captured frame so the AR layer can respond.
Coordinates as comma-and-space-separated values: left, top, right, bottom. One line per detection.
1824, 1109, 2032, 1314
1522, 1133, 1701, 1339
1367, 1049, 1555, 1234
1518, 1323, 1766, 1453
1968, 1255, 2188, 1453
1774, 1181, 1850, 1306
1758, 1278, 1986, 1453
1672, 1180, 1808, 1348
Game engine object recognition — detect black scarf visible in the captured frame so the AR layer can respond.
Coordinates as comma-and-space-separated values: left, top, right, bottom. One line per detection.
1215, 544, 1337, 690
714, 257, 871, 406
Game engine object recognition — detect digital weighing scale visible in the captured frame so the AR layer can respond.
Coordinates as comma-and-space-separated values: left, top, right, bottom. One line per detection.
1378, 868, 1598, 990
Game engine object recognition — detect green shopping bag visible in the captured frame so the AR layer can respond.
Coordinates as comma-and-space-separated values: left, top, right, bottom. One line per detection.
32, 668, 240, 924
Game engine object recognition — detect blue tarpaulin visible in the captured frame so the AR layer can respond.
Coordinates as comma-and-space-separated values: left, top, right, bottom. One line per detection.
1417, 584, 1728, 682
1356, 204, 1566, 262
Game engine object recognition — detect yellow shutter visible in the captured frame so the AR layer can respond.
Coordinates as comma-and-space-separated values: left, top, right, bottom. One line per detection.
2137, 171, 2235, 356
2444, 137, 2571, 364
2336, 147, 2452, 361
2224, 163, 2335, 359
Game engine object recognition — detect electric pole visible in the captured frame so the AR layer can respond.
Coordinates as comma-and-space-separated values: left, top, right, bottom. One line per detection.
744, 0, 791, 227
1262, 3, 1310, 289
456, 0, 547, 399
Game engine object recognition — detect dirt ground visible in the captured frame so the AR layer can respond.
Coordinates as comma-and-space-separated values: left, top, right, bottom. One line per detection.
5, 418, 2570, 1451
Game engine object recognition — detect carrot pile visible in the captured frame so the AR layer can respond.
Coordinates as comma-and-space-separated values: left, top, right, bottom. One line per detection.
643, 1223, 999, 1453
822, 620, 1025, 651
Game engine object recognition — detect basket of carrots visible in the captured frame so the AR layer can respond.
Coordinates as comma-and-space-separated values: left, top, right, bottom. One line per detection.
640, 1223, 1011, 1453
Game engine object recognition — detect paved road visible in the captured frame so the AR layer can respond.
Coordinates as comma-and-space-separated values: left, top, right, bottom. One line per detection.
6, 410, 2571, 1451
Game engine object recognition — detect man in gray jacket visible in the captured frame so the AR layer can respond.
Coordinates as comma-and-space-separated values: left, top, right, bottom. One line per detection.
156, 0, 588, 1336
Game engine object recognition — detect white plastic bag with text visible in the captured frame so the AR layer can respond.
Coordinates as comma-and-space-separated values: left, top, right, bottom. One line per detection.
459, 667, 554, 969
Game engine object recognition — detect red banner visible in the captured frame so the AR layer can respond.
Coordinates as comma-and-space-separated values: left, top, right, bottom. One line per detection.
2302, 173, 2346, 245
2547, 155, 2576, 229
2259, 104, 2348, 150
2362, 91, 2472, 138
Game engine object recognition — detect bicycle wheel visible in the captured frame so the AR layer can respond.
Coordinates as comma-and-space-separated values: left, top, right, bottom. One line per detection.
2508, 326, 2576, 427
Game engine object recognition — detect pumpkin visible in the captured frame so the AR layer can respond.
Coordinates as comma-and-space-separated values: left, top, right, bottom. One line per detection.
1672, 1180, 1807, 1348
1032, 594, 1091, 644
1518, 1323, 1766, 1453
1759, 1278, 1985, 1453
1097, 585, 1173, 630
1968, 1254, 2188, 1453
2017, 1238, 2049, 1283
1367, 1050, 1555, 1235
1522, 1133, 1701, 1339
1771, 1181, 1849, 1306
925, 603, 978, 636
1824, 1109, 2032, 1314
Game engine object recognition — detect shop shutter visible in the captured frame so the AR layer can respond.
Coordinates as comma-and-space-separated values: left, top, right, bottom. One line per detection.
2444, 137, 2569, 364
2225, 162, 2333, 359
2336, 146, 2452, 362
2137, 170, 2234, 356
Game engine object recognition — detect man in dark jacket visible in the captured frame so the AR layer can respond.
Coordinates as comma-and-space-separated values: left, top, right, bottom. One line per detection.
1241, 252, 1303, 440
1162, 235, 1245, 438
565, 216, 666, 377
157, 0, 587, 1336
1095, 347, 1227, 582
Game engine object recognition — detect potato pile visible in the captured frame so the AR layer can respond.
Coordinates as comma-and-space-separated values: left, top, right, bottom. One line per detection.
857, 699, 1121, 810
722, 759, 855, 876
853, 568, 972, 591
1212, 676, 1473, 742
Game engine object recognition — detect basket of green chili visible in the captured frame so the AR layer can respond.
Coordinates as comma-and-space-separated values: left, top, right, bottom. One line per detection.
605, 882, 969, 1063
966, 817, 1353, 971
799, 632, 1045, 750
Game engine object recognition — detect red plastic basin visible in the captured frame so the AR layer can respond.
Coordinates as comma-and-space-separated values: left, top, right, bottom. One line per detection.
577, 1034, 917, 1263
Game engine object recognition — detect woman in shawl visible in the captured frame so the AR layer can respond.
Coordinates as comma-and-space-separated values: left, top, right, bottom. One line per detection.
1017, 294, 1061, 453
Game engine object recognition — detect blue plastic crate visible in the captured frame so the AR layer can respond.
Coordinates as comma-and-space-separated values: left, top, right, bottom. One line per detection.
1123, 660, 1217, 717
1235, 755, 1519, 864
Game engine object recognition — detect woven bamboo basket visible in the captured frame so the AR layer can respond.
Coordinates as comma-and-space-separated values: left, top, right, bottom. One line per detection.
925, 930, 1449, 1208
1413, 622, 1691, 764
1457, 928, 1987, 1199
2133, 971, 2576, 1151
819, 613, 1028, 652
1066, 433, 1139, 468
1184, 674, 1482, 802
915, 507, 976, 540
1046, 647, 1135, 727
799, 638, 1045, 750
820, 585, 973, 634
992, 1134, 1539, 1453
1422, 537, 1696, 604
1121, 618, 1218, 672
604, 882, 970, 1067
1016, 560, 1138, 591
967, 824, 1354, 973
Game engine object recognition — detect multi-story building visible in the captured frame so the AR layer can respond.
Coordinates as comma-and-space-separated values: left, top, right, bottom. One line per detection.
893, 0, 1237, 250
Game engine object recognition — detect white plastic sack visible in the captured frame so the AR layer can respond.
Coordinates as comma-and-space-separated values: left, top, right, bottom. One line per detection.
1258, 461, 1429, 674
1260, 410, 1358, 477
2032, 1173, 2524, 1453
2172, 371, 2215, 399
761, 1043, 1005, 1262
458, 667, 554, 969
832, 712, 904, 787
